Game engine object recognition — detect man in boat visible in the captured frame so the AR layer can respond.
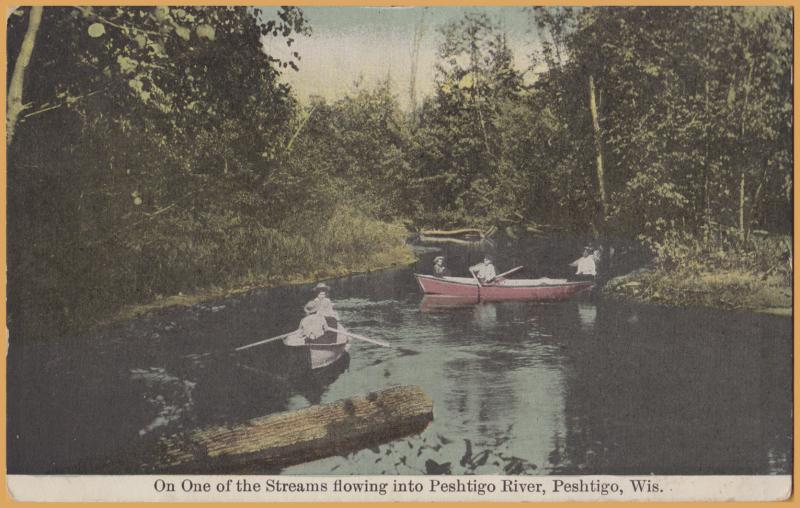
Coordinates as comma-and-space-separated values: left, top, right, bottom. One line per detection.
298, 300, 329, 343
592, 244, 604, 276
469, 255, 497, 283
569, 246, 597, 280
592, 245, 603, 265
433, 256, 449, 277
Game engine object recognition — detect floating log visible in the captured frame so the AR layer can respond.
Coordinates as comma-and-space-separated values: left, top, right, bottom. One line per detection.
150, 385, 433, 472
421, 227, 486, 238
418, 234, 492, 246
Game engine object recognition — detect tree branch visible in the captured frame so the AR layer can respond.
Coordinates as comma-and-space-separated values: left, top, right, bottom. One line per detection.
7, 6, 43, 147
23, 88, 105, 119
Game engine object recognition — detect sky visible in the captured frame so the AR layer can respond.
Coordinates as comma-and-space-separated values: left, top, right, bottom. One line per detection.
261, 7, 543, 110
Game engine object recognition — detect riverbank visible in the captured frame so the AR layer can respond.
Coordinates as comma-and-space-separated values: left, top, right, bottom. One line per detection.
106, 242, 416, 326
603, 268, 791, 315
10, 199, 420, 341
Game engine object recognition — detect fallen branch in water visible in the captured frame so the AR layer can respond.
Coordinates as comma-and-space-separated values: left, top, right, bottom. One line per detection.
421, 227, 487, 238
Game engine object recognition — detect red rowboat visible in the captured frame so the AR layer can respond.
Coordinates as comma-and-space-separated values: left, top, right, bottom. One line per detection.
414, 274, 593, 302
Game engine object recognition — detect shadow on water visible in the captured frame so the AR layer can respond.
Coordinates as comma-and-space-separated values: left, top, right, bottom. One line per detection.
7, 232, 792, 475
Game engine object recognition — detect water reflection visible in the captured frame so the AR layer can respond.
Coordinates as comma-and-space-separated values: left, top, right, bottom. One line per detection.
577, 303, 597, 331
472, 303, 497, 327
419, 295, 479, 312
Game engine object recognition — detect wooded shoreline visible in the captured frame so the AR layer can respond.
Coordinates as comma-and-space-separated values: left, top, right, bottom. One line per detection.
7, 7, 791, 341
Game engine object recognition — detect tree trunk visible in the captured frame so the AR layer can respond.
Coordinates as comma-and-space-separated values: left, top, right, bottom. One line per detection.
588, 75, 608, 222
750, 161, 770, 235
703, 79, 712, 236
737, 53, 755, 239
7, 6, 43, 147
148, 385, 433, 473
739, 172, 745, 239
285, 105, 316, 154
408, 8, 427, 117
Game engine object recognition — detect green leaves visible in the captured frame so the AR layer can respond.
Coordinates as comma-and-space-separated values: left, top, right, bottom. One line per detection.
196, 24, 215, 40
87, 22, 105, 38
174, 25, 191, 41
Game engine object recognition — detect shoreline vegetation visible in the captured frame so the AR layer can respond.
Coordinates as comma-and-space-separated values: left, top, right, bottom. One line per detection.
604, 228, 791, 315
604, 269, 791, 316
79, 209, 417, 335
107, 228, 416, 327
112, 220, 791, 328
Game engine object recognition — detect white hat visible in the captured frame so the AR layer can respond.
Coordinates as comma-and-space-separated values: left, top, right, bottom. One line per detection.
313, 282, 331, 293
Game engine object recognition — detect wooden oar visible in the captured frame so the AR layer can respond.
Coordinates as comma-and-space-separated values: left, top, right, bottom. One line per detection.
328, 327, 420, 355
493, 265, 524, 280
469, 269, 483, 287
235, 330, 298, 351
469, 268, 483, 301
328, 327, 391, 348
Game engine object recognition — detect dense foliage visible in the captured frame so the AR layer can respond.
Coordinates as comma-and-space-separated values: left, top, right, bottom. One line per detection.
7, 7, 792, 338
7, 6, 408, 338
294, 7, 791, 237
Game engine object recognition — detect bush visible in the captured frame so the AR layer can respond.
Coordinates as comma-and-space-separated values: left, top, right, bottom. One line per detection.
605, 225, 791, 310
645, 225, 791, 277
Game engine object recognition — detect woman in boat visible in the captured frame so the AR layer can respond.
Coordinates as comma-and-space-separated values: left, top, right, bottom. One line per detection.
569, 246, 597, 280
470, 255, 497, 283
433, 256, 449, 277
298, 300, 328, 343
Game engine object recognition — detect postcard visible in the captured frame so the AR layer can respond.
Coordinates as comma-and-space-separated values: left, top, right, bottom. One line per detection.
5, 5, 793, 502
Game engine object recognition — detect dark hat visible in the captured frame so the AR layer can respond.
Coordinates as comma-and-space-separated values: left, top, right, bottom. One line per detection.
313, 282, 330, 293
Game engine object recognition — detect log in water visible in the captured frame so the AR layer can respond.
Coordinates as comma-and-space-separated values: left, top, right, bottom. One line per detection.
421, 228, 486, 238
151, 385, 433, 472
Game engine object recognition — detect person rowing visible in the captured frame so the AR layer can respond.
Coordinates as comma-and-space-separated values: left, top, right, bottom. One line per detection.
298, 300, 330, 343
469, 255, 497, 284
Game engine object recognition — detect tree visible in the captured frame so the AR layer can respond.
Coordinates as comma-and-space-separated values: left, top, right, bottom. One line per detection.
6, 7, 312, 336
412, 13, 524, 225
7, 7, 43, 146
291, 79, 415, 219
527, 7, 792, 240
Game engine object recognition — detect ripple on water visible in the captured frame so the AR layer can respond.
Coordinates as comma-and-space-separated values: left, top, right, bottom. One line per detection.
129, 367, 196, 436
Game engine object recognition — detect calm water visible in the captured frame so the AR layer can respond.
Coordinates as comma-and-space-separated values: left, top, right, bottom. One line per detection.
7, 236, 792, 475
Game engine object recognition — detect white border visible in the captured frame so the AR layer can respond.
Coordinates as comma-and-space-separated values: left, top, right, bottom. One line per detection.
6, 475, 792, 502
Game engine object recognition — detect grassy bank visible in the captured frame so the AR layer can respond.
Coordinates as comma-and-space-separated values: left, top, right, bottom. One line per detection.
106, 207, 417, 326
603, 229, 791, 314
10, 204, 416, 339
110, 241, 415, 325
604, 269, 791, 314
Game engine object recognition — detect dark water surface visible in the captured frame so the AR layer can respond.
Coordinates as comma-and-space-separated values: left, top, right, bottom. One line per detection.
8, 236, 792, 475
